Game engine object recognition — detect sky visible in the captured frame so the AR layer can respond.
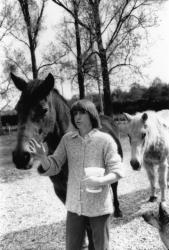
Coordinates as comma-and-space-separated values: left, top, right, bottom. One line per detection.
143, 1, 169, 83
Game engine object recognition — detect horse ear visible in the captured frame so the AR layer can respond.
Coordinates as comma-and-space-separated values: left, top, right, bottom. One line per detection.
123, 113, 133, 122
142, 113, 148, 122
44, 73, 55, 92
36, 73, 55, 99
10, 73, 27, 91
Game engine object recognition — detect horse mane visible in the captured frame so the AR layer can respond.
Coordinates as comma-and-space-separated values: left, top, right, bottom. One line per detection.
53, 88, 70, 109
51, 88, 71, 134
143, 111, 169, 150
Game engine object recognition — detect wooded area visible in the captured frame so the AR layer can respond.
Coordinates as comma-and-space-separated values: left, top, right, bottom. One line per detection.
1, 76, 169, 133
0, 0, 167, 115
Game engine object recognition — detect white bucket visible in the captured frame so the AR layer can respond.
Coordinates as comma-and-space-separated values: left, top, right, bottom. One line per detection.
84, 167, 105, 193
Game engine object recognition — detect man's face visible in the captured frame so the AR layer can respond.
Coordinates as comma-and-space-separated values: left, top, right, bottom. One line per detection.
73, 109, 92, 130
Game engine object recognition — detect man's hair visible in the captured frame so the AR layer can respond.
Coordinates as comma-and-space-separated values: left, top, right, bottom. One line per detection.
70, 99, 101, 129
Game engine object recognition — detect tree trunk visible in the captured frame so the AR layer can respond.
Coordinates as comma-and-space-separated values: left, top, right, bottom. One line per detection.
29, 39, 38, 79
18, 0, 38, 79
91, 1, 111, 115
73, 1, 85, 99
0, 116, 3, 135
95, 53, 104, 114
99, 50, 111, 115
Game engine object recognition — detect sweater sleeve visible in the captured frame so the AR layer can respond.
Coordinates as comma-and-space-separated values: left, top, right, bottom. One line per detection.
104, 135, 125, 178
40, 136, 67, 176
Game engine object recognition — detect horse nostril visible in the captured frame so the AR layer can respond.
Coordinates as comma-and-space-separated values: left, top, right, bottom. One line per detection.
12, 150, 31, 169
130, 159, 135, 167
130, 159, 141, 170
23, 152, 30, 162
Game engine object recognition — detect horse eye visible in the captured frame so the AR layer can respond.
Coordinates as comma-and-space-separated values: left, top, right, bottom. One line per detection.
141, 133, 146, 140
36, 106, 48, 117
39, 128, 43, 134
128, 135, 131, 144
32, 107, 48, 122
40, 108, 48, 116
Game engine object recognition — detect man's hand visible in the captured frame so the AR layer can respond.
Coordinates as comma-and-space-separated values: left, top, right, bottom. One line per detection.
83, 176, 103, 187
29, 138, 46, 160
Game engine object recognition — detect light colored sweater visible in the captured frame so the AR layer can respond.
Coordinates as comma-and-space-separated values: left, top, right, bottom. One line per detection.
41, 129, 124, 216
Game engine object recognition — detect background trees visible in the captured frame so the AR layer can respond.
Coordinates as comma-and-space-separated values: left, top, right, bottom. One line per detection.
4, 0, 47, 79
51, 0, 165, 114
0, 0, 168, 115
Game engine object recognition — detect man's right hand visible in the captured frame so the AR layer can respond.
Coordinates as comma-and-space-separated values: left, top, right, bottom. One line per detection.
29, 138, 46, 160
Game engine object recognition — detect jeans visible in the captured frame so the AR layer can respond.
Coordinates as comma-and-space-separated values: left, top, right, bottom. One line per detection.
66, 211, 110, 250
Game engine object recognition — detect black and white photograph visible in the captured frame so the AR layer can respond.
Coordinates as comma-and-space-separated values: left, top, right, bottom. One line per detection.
0, 1, 169, 249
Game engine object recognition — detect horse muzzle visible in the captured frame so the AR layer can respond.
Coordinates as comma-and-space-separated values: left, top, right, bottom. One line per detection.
130, 159, 141, 171
12, 150, 32, 170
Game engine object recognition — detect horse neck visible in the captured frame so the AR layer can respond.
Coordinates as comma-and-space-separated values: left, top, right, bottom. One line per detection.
144, 118, 165, 150
44, 91, 71, 154
52, 90, 71, 137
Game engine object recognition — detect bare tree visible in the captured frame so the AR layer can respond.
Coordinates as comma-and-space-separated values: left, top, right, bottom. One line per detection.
51, 0, 103, 103
3, 0, 48, 80
52, 0, 86, 99
0, 1, 17, 42
52, 0, 164, 115
1, 0, 52, 112
15, 0, 47, 79
72, 0, 85, 99
86, 0, 164, 114
0, 1, 19, 111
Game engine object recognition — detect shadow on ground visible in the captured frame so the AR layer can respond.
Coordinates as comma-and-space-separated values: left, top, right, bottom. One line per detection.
111, 188, 161, 227
0, 220, 66, 250
1, 187, 163, 250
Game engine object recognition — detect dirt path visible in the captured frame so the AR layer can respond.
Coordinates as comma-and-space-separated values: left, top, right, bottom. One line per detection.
0, 134, 168, 250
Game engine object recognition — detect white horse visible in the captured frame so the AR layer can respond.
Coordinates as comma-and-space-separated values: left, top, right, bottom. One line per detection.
123, 110, 169, 204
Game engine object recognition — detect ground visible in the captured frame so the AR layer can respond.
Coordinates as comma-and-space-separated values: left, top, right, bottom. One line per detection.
0, 133, 168, 250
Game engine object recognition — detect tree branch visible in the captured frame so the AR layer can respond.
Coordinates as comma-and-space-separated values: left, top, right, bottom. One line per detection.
37, 52, 67, 72
33, 0, 46, 46
52, 0, 92, 32
106, 0, 137, 50
5, 56, 30, 80
8, 31, 30, 48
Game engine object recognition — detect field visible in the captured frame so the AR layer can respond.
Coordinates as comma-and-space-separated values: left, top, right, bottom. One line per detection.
0, 133, 168, 250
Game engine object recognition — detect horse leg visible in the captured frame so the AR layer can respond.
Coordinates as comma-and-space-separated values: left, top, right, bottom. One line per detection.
111, 182, 123, 217
158, 160, 168, 203
144, 163, 157, 202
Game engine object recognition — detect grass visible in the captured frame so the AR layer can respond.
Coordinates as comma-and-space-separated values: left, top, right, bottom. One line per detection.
0, 133, 168, 250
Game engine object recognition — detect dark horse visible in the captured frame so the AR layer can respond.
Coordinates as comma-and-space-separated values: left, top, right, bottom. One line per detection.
11, 73, 123, 218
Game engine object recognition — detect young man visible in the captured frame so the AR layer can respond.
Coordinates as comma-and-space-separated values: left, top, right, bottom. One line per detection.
29, 99, 124, 250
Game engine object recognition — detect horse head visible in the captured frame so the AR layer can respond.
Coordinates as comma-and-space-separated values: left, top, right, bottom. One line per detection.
123, 112, 149, 171
11, 73, 62, 170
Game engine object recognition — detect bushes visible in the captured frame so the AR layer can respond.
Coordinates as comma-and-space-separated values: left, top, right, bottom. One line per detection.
112, 99, 169, 114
